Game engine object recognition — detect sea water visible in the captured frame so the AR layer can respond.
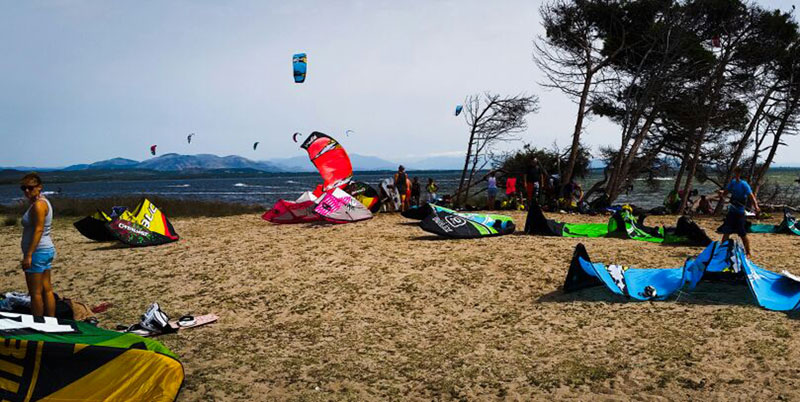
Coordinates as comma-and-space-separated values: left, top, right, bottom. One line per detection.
0, 169, 797, 210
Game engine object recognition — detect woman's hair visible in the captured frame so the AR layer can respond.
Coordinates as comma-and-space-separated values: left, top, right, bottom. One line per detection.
21, 172, 42, 186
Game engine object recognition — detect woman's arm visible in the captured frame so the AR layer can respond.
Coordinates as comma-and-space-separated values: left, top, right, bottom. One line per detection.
22, 200, 47, 269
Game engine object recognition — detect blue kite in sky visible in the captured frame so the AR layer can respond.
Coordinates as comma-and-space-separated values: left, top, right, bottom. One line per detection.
293, 53, 307, 83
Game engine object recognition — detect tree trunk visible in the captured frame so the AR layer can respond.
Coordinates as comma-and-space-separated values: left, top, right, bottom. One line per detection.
712, 84, 777, 214
457, 129, 476, 207
673, 148, 690, 193
607, 112, 657, 203
562, 70, 593, 186
753, 91, 800, 193
678, 54, 728, 215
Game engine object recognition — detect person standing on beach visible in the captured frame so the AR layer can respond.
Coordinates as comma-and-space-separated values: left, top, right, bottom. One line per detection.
410, 177, 421, 207
523, 158, 544, 205
718, 167, 760, 256
19, 173, 57, 317
487, 172, 498, 210
394, 165, 409, 211
426, 178, 439, 203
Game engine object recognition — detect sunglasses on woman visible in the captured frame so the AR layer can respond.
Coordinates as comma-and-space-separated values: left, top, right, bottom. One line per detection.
20, 185, 37, 192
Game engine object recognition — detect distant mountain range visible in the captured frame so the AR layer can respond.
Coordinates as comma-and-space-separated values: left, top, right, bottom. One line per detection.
7, 153, 466, 173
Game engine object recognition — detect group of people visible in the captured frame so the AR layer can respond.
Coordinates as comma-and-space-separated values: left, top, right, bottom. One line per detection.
393, 165, 439, 211
485, 158, 584, 211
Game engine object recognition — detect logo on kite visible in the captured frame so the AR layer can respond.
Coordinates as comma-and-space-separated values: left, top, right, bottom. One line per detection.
455, 105, 463, 116
150, 145, 157, 156
187, 133, 195, 144
253, 142, 260, 151
445, 215, 467, 227
293, 53, 307, 83
292, 132, 302, 143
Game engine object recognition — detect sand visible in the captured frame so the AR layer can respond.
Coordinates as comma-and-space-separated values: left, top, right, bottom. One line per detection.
2, 211, 800, 401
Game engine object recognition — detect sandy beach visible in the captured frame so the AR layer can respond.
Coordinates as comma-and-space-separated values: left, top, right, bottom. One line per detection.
3, 211, 800, 401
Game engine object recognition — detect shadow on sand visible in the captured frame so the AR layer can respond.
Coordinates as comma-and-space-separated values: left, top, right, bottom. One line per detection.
536, 280, 757, 307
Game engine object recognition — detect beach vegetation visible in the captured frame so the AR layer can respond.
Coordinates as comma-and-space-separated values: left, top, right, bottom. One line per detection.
534, 0, 800, 212
453, 92, 540, 207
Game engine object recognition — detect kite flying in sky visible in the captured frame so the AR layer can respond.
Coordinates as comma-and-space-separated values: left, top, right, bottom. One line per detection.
293, 53, 307, 83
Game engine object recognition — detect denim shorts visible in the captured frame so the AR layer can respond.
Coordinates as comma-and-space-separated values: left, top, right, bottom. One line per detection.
720, 210, 747, 237
488, 188, 498, 197
25, 248, 56, 274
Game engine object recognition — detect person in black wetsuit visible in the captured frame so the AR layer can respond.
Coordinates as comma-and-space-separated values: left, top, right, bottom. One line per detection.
523, 158, 544, 205
410, 177, 421, 207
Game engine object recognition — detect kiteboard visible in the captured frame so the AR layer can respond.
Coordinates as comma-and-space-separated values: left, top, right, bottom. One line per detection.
380, 178, 401, 211
167, 314, 218, 331
119, 314, 218, 337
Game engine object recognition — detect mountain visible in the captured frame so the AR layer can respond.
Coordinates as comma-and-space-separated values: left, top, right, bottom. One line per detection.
63, 157, 140, 171
89, 157, 139, 170
137, 154, 282, 172
60, 154, 283, 172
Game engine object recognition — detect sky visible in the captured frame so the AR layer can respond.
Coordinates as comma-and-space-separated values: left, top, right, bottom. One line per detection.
0, 0, 797, 168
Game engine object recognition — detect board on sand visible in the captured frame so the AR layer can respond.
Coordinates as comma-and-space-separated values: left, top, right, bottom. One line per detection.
168, 313, 219, 331
120, 314, 218, 337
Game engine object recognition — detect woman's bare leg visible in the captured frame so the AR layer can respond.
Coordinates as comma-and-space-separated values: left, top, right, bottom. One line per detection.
42, 270, 56, 316
25, 273, 44, 316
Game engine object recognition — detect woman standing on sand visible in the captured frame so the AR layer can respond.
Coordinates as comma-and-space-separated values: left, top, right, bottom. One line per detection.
20, 173, 57, 317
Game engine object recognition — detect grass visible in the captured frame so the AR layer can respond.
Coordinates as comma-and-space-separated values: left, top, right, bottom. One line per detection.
0, 196, 263, 218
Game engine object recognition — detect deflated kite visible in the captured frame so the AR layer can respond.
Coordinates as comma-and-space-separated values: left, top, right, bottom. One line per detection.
0, 312, 183, 401
314, 188, 373, 223
418, 204, 515, 239
73, 199, 179, 247
263, 189, 372, 224
525, 203, 711, 246
345, 181, 381, 213
262, 192, 321, 224
564, 240, 800, 312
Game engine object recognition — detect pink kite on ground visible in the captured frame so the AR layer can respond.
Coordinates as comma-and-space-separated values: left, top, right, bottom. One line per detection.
314, 188, 373, 223
262, 192, 322, 224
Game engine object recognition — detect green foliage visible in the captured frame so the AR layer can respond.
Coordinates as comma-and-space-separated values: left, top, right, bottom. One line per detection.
497, 143, 591, 179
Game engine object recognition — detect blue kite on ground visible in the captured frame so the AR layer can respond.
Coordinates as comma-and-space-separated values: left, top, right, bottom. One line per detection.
564, 240, 800, 312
